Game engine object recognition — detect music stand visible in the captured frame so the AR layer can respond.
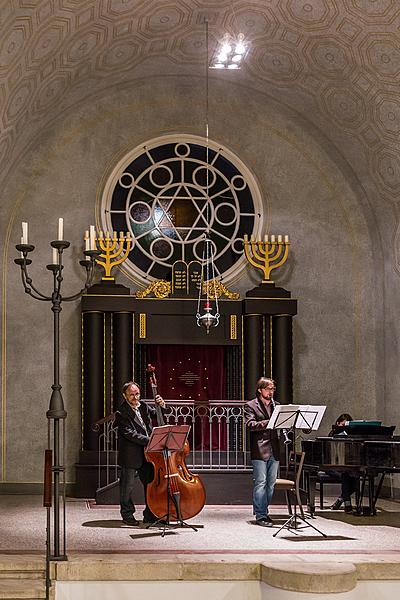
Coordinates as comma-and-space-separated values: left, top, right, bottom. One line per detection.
145, 424, 198, 535
268, 405, 327, 538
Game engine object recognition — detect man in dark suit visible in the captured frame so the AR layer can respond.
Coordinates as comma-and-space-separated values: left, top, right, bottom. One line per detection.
116, 381, 165, 525
244, 377, 280, 527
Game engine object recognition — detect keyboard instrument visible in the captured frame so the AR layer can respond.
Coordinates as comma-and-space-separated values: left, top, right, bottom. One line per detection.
302, 423, 400, 515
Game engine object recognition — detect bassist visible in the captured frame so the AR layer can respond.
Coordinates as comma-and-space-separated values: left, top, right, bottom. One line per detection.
116, 381, 165, 526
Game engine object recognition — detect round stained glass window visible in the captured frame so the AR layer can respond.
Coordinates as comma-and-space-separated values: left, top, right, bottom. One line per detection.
100, 134, 264, 285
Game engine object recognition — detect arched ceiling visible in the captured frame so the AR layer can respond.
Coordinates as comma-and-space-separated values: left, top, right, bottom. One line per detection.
1, 0, 400, 221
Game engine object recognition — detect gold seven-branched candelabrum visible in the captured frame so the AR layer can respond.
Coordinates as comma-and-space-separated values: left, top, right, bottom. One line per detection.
243, 233, 290, 283
15, 219, 101, 562
84, 229, 132, 281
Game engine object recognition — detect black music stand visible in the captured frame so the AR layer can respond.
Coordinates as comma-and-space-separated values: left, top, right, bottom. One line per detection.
145, 424, 198, 536
269, 405, 327, 538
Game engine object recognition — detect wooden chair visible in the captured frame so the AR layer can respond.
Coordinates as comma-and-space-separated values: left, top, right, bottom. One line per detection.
275, 451, 306, 518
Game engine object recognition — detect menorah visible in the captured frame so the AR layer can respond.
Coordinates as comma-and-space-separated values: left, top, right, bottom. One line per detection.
15, 219, 100, 561
85, 229, 132, 281
243, 234, 290, 283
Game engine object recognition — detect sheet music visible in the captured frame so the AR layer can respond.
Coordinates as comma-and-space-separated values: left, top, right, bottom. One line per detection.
267, 404, 326, 431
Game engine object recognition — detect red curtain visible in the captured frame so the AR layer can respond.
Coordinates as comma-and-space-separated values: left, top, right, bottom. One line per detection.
146, 345, 226, 450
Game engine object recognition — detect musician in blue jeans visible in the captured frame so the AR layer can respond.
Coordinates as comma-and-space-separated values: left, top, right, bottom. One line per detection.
244, 377, 280, 527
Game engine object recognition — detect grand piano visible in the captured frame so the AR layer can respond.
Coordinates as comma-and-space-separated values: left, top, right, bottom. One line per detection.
302, 422, 400, 515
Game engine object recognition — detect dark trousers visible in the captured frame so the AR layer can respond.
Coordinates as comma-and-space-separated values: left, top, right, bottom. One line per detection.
341, 471, 359, 501
120, 461, 156, 521
327, 469, 359, 502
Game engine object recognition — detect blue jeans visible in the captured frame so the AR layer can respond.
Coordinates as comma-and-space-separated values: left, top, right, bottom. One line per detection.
251, 457, 279, 520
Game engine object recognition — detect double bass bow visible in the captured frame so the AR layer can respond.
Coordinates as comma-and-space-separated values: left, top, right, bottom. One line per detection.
144, 364, 206, 522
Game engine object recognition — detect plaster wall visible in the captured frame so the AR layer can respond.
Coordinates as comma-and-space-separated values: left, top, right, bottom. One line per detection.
0, 75, 384, 484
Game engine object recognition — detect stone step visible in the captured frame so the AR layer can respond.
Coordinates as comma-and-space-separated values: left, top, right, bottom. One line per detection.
0, 558, 45, 572
0, 572, 44, 580
0, 578, 46, 599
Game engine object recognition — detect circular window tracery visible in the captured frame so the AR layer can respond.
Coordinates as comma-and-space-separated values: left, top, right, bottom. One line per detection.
100, 134, 264, 285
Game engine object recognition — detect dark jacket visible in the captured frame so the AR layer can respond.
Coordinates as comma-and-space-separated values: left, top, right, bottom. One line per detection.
244, 397, 280, 461
116, 400, 158, 469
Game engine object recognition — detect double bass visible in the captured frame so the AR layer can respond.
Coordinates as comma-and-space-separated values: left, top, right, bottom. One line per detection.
144, 364, 206, 521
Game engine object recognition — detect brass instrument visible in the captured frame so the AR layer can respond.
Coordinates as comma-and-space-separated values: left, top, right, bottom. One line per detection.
271, 397, 291, 445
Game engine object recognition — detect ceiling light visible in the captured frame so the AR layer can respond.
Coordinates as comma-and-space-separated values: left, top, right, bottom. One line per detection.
209, 32, 249, 70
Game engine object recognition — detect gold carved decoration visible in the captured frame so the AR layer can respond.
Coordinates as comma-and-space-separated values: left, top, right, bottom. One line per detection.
202, 279, 240, 300
135, 280, 171, 299
230, 315, 237, 340
139, 313, 146, 339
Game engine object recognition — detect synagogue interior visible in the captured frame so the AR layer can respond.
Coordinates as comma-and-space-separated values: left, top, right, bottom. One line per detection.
1, 1, 400, 599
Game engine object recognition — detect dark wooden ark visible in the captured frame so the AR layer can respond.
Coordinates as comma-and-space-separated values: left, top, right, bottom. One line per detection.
75, 275, 297, 503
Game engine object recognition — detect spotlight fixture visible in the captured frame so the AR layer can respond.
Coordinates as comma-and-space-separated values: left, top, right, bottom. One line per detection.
210, 32, 249, 70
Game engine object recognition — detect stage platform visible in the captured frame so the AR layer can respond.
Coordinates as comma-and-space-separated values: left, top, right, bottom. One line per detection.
0, 495, 400, 598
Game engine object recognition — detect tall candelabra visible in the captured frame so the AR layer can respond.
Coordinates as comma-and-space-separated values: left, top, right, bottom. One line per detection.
15, 227, 100, 560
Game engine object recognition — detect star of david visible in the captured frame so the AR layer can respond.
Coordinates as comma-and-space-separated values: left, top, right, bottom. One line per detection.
154, 184, 211, 242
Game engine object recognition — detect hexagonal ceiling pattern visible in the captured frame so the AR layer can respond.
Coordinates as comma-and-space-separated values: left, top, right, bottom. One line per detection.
1, 0, 400, 223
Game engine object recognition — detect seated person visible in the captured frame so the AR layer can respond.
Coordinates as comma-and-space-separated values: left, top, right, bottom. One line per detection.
328, 413, 359, 514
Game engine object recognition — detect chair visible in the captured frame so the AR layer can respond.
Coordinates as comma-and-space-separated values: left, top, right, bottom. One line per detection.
275, 451, 306, 518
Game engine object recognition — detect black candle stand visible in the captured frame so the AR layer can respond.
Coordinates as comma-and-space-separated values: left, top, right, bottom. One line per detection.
15, 240, 100, 560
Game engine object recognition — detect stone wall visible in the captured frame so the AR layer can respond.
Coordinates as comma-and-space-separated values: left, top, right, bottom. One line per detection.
0, 75, 392, 487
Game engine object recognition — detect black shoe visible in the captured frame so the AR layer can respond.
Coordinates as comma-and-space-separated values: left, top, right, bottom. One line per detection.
344, 504, 354, 514
330, 498, 343, 510
122, 516, 140, 526
143, 517, 168, 525
255, 517, 273, 527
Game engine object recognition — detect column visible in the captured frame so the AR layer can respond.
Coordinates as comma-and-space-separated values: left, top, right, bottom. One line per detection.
243, 314, 264, 401
112, 312, 133, 411
82, 311, 104, 450
271, 315, 293, 405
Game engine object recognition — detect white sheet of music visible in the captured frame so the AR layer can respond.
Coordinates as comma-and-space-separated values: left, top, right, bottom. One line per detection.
267, 404, 326, 431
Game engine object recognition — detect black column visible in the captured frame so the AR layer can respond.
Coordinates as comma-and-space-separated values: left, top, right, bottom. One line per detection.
243, 314, 264, 401
82, 311, 104, 450
272, 315, 293, 405
264, 315, 272, 378
113, 312, 133, 411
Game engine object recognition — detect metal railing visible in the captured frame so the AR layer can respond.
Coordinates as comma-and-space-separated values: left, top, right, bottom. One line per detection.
92, 400, 251, 491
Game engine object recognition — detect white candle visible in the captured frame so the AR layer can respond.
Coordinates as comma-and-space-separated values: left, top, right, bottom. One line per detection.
243, 234, 248, 242
106, 230, 110, 239
99, 230, 103, 239
22, 222, 28, 244
263, 234, 268, 243
89, 225, 95, 250
277, 235, 282, 243
113, 231, 117, 239
284, 235, 289, 243
271, 234, 276, 243
52, 247, 58, 265
20, 236, 24, 258
119, 231, 123, 239
58, 217, 64, 240
84, 230, 90, 251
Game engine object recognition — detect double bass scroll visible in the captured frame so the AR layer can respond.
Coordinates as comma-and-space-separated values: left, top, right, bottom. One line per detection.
144, 364, 206, 521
